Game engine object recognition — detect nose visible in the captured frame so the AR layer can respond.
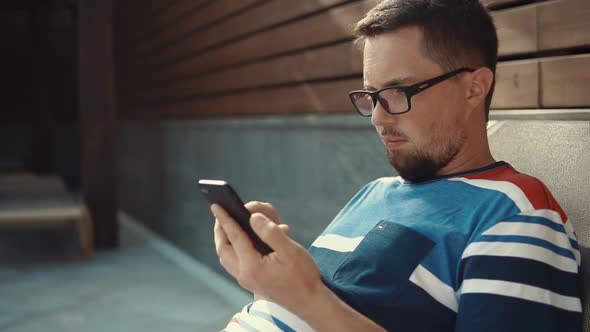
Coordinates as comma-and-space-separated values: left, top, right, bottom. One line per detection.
371, 101, 398, 127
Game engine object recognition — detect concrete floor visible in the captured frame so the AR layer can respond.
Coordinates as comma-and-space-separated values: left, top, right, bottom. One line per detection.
0, 213, 251, 332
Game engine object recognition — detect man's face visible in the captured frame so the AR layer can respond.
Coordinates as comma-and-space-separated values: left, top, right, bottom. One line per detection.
363, 27, 469, 181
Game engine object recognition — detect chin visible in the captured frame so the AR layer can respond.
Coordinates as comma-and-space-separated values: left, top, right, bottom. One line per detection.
387, 149, 450, 181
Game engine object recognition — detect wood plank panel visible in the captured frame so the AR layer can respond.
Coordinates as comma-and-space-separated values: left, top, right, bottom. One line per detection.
492, 59, 539, 109
149, 0, 210, 29
31, 3, 54, 174
483, 0, 530, 7
115, 0, 154, 49
537, 0, 590, 51
142, 0, 348, 67
1, 10, 34, 123
541, 54, 590, 107
152, 0, 378, 81
78, 0, 118, 248
132, 42, 362, 105
134, 0, 259, 57
491, 5, 537, 56
127, 79, 361, 117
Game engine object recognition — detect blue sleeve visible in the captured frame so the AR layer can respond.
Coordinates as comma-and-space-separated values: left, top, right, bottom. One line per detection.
455, 210, 582, 332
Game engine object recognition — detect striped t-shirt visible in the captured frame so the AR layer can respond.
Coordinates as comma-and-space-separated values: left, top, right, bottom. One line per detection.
225, 161, 582, 331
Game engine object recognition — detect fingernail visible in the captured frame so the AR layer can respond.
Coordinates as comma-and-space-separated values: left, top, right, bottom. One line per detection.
210, 204, 219, 216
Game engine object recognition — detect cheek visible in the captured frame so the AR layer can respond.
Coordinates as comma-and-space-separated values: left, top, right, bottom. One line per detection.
407, 114, 456, 152
401, 87, 462, 146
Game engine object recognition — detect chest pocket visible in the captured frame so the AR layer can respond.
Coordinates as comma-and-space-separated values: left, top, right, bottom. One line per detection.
331, 220, 435, 295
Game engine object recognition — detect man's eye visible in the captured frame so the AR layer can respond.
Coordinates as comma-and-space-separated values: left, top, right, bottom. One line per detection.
381, 89, 404, 98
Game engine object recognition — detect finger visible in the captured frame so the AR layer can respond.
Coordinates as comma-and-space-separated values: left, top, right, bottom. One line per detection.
212, 204, 261, 262
213, 220, 231, 253
214, 220, 239, 275
277, 224, 290, 236
244, 201, 282, 224
250, 213, 293, 253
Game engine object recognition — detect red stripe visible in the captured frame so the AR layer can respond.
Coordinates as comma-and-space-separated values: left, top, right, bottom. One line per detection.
463, 164, 568, 223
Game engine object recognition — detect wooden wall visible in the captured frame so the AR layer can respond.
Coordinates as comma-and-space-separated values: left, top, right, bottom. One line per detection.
0, 6, 77, 125
1, 10, 34, 124
490, 0, 590, 109
115, 0, 590, 118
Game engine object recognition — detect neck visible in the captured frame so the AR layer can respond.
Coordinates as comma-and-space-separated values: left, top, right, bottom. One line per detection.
436, 128, 495, 177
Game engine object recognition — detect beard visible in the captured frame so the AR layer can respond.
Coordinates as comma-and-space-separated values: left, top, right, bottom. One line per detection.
381, 126, 466, 182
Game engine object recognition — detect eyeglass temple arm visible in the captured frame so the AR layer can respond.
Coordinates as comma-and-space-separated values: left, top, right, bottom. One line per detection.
408, 67, 475, 95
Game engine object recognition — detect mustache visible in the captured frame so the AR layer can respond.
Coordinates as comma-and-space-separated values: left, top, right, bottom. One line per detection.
378, 127, 408, 139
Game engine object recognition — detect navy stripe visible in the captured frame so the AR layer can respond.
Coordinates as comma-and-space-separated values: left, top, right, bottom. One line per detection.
358, 280, 457, 331
504, 215, 566, 233
477, 234, 576, 260
309, 246, 350, 280
249, 309, 296, 332
460, 255, 579, 297
570, 238, 579, 250
456, 292, 582, 332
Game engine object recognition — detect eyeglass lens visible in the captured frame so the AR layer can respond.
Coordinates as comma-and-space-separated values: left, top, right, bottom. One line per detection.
352, 88, 408, 115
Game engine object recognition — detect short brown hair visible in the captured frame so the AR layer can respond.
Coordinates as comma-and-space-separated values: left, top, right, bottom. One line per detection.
354, 0, 498, 118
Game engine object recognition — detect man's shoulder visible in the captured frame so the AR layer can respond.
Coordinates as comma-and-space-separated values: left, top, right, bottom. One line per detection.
450, 163, 566, 219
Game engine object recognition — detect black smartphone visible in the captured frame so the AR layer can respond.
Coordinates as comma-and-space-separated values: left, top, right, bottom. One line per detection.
198, 179, 272, 255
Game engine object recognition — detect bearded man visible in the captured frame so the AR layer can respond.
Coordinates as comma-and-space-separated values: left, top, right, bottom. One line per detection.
211, 0, 582, 331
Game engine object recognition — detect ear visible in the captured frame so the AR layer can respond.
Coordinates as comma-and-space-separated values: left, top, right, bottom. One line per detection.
465, 67, 494, 112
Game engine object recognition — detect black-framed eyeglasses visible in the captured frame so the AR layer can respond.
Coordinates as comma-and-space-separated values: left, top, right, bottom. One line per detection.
348, 67, 474, 117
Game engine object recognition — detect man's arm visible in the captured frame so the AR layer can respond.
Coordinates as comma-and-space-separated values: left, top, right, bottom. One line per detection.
455, 210, 582, 331
211, 203, 385, 332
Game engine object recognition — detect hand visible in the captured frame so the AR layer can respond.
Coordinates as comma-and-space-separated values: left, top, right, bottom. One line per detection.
211, 202, 323, 312
243, 201, 290, 236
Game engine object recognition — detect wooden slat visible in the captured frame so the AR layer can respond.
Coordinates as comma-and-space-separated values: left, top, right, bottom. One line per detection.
1, 10, 34, 123
133, 0, 258, 57
492, 59, 539, 109
142, 0, 347, 67
131, 42, 362, 105
127, 79, 361, 117
151, 0, 378, 81
482, 0, 528, 7
78, 0, 119, 248
537, 0, 590, 51
149, 0, 205, 28
491, 4, 537, 56
541, 54, 590, 107
115, 0, 153, 48
31, 3, 54, 174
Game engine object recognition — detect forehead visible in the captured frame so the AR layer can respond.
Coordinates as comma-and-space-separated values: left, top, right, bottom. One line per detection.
363, 26, 440, 88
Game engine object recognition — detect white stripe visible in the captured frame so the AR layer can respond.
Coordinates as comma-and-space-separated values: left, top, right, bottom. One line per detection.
448, 178, 534, 212
462, 241, 577, 273
224, 321, 248, 332
460, 278, 582, 312
250, 300, 315, 332
311, 234, 364, 253
516, 210, 580, 265
409, 265, 458, 312
236, 311, 284, 332
483, 222, 574, 253
519, 209, 575, 240
519, 209, 564, 226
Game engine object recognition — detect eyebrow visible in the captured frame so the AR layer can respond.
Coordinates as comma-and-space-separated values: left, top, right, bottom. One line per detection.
363, 76, 412, 91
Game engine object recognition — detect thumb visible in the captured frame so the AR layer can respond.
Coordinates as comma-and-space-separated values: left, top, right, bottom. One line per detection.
250, 213, 292, 252
277, 224, 290, 236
